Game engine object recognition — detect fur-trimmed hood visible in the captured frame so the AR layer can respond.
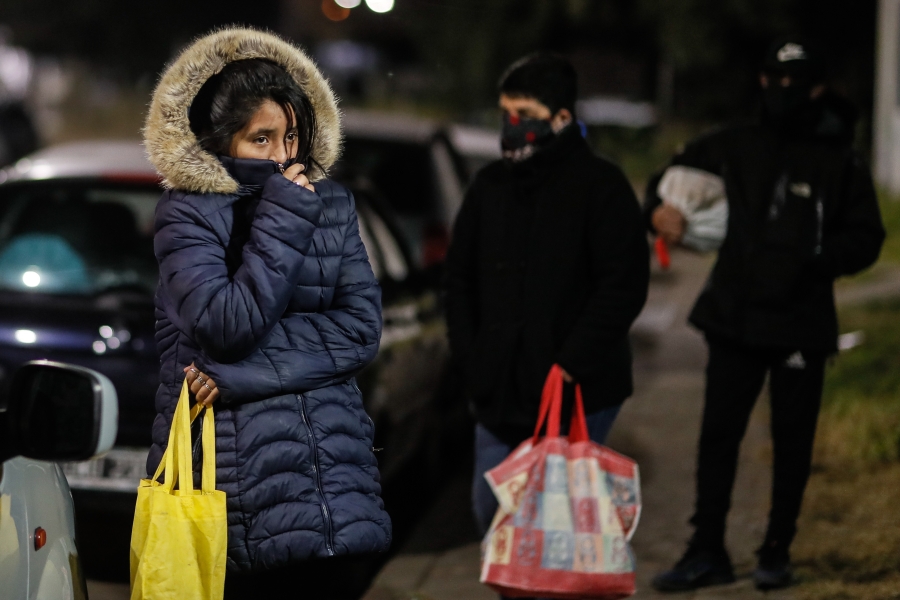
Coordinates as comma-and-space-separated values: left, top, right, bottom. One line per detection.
144, 27, 341, 194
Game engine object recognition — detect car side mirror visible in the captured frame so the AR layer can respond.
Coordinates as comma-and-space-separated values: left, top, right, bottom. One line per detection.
4, 361, 118, 462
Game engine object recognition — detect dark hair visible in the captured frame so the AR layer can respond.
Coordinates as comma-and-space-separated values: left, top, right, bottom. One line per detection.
498, 53, 578, 116
188, 58, 317, 165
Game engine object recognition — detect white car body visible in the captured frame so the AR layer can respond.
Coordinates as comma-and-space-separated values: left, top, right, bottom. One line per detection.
0, 362, 118, 600
0, 459, 82, 600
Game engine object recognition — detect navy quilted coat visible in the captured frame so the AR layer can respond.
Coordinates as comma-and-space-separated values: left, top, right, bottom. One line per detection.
143, 28, 391, 573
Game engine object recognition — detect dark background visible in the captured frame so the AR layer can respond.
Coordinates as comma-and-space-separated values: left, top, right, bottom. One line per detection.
0, 0, 878, 134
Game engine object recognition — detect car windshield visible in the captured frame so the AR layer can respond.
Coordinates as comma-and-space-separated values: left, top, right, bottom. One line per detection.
332, 137, 439, 217
0, 180, 159, 296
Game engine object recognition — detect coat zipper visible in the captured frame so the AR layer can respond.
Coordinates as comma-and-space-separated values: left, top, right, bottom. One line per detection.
298, 393, 335, 556
768, 172, 788, 220
815, 196, 824, 256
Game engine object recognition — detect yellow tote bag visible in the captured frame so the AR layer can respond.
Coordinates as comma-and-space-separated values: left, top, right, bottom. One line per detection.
130, 381, 227, 600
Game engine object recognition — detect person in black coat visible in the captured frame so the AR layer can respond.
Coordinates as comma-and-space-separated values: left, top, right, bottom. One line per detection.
647, 38, 885, 592
444, 54, 650, 560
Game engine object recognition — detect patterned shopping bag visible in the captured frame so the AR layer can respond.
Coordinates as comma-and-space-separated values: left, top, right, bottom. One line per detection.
480, 365, 640, 599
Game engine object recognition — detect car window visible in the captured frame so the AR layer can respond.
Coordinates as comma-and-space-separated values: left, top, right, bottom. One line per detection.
431, 140, 464, 225
357, 201, 409, 283
0, 181, 159, 296
331, 137, 439, 217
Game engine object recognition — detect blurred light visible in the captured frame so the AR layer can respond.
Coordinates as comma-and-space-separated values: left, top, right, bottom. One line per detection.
0, 44, 33, 101
15, 330, 36, 344
22, 270, 40, 287
575, 97, 657, 128
335, 0, 361, 6
92, 340, 107, 355
117, 329, 131, 342
27, 163, 55, 180
317, 40, 378, 73
322, 0, 351, 21
838, 330, 865, 351
365, 0, 394, 12
107, 337, 121, 350
99, 325, 114, 339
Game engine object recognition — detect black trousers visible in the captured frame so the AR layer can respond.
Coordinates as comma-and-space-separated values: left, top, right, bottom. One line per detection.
691, 336, 825, 551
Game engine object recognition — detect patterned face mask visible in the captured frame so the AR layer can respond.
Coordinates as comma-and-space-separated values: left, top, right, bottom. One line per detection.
501, 113, 556, 163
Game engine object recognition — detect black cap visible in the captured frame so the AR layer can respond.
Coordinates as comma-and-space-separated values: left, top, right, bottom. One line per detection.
763, 36, 825, 82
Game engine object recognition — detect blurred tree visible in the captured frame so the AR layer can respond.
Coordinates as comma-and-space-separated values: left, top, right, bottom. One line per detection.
636, 0, 792, 120
0, 0, 879, 140
0, 0, 279, 79
400, 0, 558, 111
637, 0, 876, 129
395, 0, 876, 133
397, 0, 657, 114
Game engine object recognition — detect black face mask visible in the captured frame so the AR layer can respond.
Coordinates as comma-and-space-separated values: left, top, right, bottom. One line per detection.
763, 82, 813, 121
501, 114, 555, 155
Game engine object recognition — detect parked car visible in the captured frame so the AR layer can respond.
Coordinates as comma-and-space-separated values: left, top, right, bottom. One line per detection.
0, 140, 456, 581
446, 122, 501, 177
339, 110, 477, 269
0, 360, 118, 599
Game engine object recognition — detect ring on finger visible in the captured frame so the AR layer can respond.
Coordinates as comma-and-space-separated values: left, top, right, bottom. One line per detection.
196, 374, 205, 386
203, 382, 213, 393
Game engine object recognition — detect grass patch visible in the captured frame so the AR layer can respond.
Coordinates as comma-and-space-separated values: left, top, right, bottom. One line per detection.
793, 464, 900, 599
817, 299, 900, 464
588, 120, 711, 191
876, 192, 900, 266
792, 297, 900, 596
793, 188, 900, 596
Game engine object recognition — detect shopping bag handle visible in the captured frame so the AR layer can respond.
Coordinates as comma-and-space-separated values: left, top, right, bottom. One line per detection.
151, 387, 201, 486
151, 379, 217, 495
531, 364, 589, 445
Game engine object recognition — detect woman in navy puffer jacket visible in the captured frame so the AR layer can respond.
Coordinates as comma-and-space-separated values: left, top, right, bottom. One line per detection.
143, 28, 391, 582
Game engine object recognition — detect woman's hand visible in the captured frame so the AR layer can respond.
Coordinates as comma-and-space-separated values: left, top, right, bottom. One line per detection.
652, 204, 687, 245
184, 363, 220, 406
283, 163, 315, 193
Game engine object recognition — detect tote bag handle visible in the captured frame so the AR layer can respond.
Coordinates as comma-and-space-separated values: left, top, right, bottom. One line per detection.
531, 364, 589, 446
150, 380, 217, 495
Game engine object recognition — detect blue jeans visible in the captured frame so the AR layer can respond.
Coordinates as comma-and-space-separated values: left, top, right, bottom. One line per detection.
472, 405, 622, 600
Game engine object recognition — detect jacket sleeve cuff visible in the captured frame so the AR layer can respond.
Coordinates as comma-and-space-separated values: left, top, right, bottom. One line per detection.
260, 173, 323, 223
195, 350, 283, 406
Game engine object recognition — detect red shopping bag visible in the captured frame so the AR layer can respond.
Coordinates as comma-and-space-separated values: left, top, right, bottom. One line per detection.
480, 365, 641, 599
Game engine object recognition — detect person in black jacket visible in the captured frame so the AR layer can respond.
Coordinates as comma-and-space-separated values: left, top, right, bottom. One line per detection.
647, 39, 885, 592
444, 53, 650, 561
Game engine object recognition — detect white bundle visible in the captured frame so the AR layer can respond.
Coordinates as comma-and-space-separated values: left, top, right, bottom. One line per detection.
657, 166, 729, 252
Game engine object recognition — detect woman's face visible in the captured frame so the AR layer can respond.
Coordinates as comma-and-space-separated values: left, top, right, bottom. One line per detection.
228, 99, 298, 164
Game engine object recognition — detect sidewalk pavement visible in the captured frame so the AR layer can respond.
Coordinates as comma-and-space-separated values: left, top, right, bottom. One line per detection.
363, 250, 796, 600
89, 254, 900, 600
